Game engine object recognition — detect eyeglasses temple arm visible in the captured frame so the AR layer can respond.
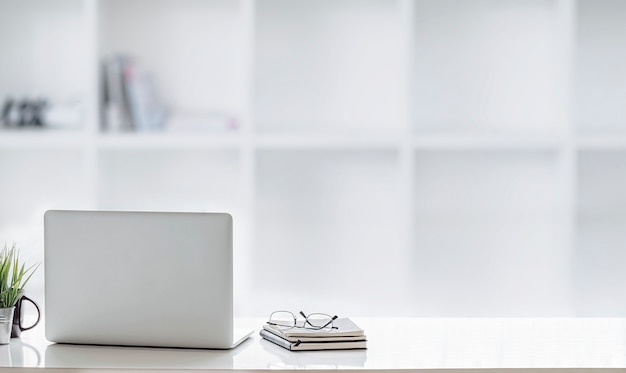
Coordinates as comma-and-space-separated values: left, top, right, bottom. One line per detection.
319, 315, 338, 329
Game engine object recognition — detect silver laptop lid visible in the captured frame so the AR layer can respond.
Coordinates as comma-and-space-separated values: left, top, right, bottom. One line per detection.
44, 210, 234, 349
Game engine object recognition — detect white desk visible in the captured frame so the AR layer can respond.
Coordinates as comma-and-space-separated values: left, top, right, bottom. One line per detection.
3, 318, 626, 371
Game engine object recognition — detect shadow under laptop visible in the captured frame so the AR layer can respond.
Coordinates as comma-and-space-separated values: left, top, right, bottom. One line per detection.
45, 339, 253, 370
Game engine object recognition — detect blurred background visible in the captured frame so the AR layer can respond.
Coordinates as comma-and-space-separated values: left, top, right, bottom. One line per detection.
0, 0, 625, 317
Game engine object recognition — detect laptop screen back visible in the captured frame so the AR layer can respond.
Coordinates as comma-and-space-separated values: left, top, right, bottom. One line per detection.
44, 210, 234, 349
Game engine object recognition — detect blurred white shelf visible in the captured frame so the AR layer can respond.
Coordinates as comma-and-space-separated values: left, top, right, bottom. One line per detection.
255, 132, 564, 151
410, 133, 562, 150
96, 132, 242, 150
0, 131, 571, 152
0, 129, 85, 149
5, 0, 626, 316
254, 133, 401, 150
576, 134, 626, 150
0, 131, 570, 152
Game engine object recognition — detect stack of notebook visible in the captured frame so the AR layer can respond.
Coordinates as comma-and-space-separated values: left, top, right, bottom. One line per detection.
260, 318, 367, 351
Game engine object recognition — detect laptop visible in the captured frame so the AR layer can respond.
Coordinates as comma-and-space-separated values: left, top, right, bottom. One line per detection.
44, 210, 253, 349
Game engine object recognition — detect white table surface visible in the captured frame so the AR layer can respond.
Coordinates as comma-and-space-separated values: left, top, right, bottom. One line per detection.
4, 318, 626, 371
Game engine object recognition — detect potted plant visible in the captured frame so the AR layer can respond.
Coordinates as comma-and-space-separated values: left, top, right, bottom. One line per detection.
0, 243, 38, 344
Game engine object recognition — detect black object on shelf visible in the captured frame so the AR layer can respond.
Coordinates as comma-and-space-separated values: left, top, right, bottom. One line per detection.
1, 97, 47, 128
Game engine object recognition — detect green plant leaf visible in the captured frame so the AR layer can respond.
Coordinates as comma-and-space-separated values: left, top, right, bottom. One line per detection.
0, 242, 39, 308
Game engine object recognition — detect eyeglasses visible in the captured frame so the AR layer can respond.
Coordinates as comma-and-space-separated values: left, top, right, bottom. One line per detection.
267, 310, 338, 331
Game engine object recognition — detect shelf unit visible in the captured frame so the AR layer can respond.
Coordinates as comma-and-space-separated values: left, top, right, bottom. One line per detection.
1, 0, 626, 316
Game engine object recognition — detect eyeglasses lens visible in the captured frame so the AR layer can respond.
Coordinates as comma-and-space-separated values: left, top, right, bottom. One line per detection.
269, 311, 296, 327
306, 313, 333, 329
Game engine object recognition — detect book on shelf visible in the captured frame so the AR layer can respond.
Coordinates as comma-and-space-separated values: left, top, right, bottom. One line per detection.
260, 317, 367, 351
103, 56, 132, 132
102, 55, 166, 133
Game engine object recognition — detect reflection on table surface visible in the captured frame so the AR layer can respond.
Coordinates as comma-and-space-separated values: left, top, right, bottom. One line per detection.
260, 338, 367, 369
0, 338, 41, 367
6, 318, 626, 370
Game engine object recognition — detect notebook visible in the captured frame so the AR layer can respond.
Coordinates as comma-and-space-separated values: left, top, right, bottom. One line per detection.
44, 210, 252, 349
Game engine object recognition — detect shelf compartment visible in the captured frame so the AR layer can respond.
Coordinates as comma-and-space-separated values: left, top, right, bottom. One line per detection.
574, 0, 626, 133
0, 149, 89, 227
411, 0, 562, 134
252, 149, 406, 315
98, 0, 245, 119
575, 150, 626, 315
0, 148, 89, 299
0, 0, 87, 126
96, 149, 241, 214
411, 150, 568, 316
254, 0, 405, 135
